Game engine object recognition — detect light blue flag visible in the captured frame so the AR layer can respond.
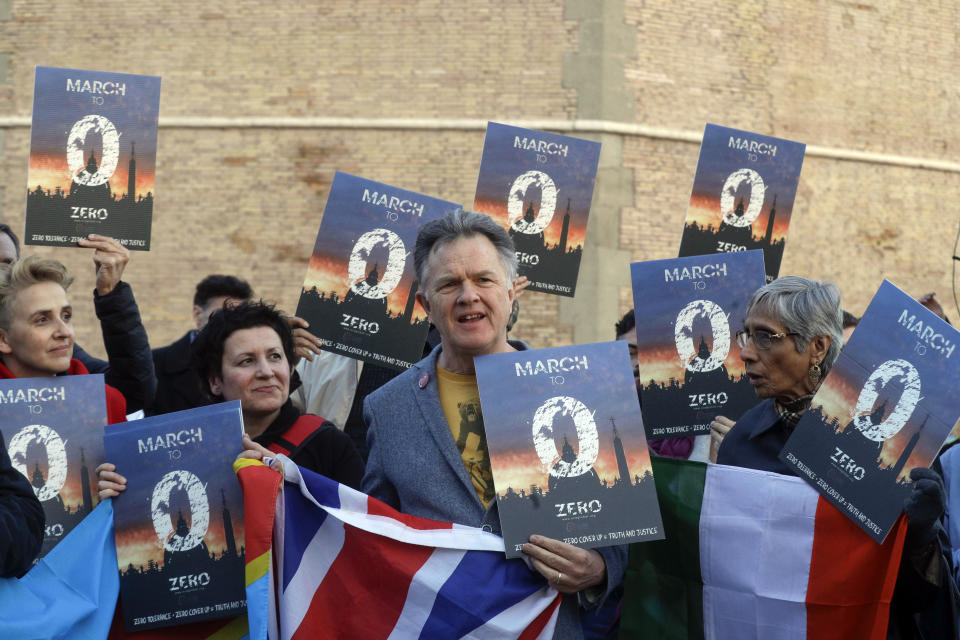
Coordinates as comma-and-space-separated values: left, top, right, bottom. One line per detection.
0, 500, 118, 639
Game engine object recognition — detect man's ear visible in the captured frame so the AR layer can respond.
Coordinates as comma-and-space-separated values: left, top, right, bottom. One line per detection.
416, 292, 431, 320
192, 305, 205, 330
0, 328, 11, 356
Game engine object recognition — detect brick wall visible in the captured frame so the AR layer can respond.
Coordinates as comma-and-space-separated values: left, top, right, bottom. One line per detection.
618, 1, 960, 320
1, 0, 957, 358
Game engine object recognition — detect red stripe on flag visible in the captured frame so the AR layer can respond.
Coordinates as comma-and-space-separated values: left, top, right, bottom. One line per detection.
365, 495, 456, 531
517, 593, 563, 640
805, 500, 907, 640
290, 523, 436, 640
237, 464, 283, 561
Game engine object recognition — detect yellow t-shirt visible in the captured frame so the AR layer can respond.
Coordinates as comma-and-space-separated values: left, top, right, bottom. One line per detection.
436, 365, 496, 509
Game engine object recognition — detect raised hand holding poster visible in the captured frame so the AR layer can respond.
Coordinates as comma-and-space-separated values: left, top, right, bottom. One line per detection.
25, 66, 161, 250
630, 251, 766, 438
296, 172, 459, 370
678, 124, 804, 282
473, 122, 600, 296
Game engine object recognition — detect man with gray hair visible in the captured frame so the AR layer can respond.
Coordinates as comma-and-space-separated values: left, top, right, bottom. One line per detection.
362, 210, 625, 638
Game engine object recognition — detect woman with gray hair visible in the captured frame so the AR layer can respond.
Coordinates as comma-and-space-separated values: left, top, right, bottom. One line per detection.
715, 276, 842, 470
716, 276, 956, 639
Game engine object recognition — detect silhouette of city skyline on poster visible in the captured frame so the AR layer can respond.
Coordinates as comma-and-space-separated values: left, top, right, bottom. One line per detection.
474, 122, 600, 297
678, 124, 805, 283
296, 172, 459, 370
0, 375, 107, 559
781, 281, 960, 543
105, 402, 246, 632
25, 66, 161, 250
475, 342, 664, 558
630, 251, 767, 438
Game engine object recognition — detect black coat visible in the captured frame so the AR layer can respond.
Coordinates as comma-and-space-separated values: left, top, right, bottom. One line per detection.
0, 430, 44, 577
148, 331, 209, 416
73, 281, 156, 413
716, 399, 793, 473
254, 400, 364, 490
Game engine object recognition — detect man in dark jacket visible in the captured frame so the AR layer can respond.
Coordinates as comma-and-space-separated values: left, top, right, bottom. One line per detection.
148, 274, 252, 415
0, 224, 155, 413
0, 429, 44, 577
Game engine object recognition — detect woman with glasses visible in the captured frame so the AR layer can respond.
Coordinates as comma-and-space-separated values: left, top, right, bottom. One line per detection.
715, 276, 956, 639
715, 276, 840, 470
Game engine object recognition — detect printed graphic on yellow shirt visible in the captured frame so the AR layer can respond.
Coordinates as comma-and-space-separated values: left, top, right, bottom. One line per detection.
436, 366, 496, 509
453, 396, 496, 508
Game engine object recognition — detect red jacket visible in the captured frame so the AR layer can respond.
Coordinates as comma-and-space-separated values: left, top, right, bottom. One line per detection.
0, 358, 127, 424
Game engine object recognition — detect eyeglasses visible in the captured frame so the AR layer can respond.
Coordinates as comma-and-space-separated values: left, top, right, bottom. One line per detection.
735, 329, 799, 350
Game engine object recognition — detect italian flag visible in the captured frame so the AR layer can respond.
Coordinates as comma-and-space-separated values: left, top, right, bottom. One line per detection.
620, 458, 906, 640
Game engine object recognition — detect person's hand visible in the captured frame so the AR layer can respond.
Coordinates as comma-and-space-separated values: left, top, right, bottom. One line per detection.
513, 276, 531, 300
287, 316, 323, 362
78, 234, 129, 296
521, 535, 606, 594
918, 292, 948, 322
904, 467, 945, 547
237, 433, 283, 472
96, 462, 127, 499
709, 415, 735, 463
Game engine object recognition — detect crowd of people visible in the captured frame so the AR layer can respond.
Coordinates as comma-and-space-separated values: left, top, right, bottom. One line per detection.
0, 211, 959, 639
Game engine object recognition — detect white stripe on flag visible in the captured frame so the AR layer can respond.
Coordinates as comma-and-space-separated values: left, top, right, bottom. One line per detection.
280, 500, 347, 639
386, 548, 467, 640
700, 464, 819, 640
281, 459, 505, 552
465, 587, 560, 640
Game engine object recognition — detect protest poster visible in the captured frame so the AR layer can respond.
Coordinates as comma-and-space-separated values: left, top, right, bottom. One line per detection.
296, 172, 459, 370
25, 66, 161, 250
780, 281, 960, 543
678, 124, 805, 282
475, 341, 664, 558
104, 402, 245, 631
0, 375, 106, 558
630, 251, 766, 438
473, 122, 600, 297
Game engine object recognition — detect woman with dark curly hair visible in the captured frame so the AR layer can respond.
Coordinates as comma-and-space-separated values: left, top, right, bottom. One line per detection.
99, 301, 363, 500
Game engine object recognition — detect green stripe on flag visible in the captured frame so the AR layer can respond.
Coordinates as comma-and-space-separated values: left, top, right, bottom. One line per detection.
620, 457, 707, 640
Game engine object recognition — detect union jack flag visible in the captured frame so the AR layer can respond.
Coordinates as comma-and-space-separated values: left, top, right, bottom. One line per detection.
236, 457, 562, 640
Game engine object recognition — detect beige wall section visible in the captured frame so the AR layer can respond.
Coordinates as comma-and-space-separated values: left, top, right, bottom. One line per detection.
0, 1, 578, 356
560, 0, 637, 344
1, 1, 959, 359
618, 1, 960, 320
0, 2, 577, 119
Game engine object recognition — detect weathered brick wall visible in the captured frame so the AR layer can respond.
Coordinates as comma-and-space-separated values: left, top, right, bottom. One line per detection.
618, 0, 960, 320
1, 0, 957, 359
0, 1, 577, 354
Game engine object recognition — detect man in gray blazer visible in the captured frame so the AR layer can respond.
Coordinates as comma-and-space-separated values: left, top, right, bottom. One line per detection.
363, 210, 626, 639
